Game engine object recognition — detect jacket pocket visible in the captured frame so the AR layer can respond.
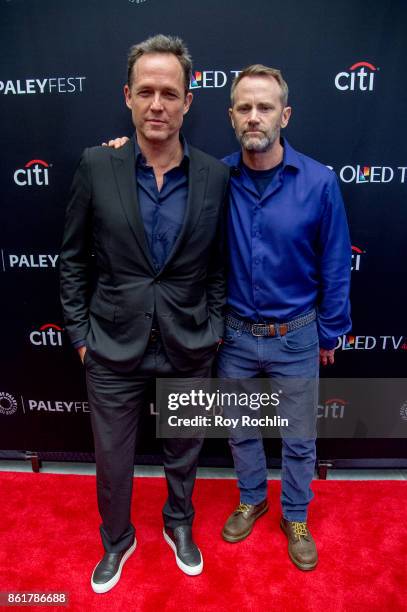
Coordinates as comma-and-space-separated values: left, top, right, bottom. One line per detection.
89, 299, 116, 322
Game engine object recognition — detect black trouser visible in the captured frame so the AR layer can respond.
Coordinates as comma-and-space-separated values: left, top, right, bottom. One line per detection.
85, 336, 211, 554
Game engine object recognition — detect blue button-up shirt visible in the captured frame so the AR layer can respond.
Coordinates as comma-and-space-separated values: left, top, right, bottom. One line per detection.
222, 138, 351, 350
135, 138, 189, 272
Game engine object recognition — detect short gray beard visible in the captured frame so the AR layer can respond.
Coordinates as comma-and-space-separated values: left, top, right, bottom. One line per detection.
238, 128, 279, 153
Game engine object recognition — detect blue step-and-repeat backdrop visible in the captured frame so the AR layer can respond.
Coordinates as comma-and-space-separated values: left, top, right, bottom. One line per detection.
1, 0, 406, 463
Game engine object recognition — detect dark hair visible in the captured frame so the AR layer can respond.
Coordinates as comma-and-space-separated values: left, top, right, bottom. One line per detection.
127, 34, 192, 95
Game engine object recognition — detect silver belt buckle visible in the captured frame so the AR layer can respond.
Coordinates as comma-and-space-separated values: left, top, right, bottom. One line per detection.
251, 324, 266, 336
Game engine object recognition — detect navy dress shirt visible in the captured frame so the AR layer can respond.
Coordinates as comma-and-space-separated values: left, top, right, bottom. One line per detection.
135, 138, 189, 273
222, 138, 351, 350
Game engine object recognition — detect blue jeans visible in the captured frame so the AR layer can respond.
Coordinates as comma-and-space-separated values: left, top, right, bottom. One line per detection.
217, 317, 319, 522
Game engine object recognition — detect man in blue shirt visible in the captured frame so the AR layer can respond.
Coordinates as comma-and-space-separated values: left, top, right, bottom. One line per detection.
218, 65, 351, 571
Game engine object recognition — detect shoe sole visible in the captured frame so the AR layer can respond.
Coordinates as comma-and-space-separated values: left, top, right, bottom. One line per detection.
279, 520, 318, 571
163, 529, 203, 576
91, 538, 137, 594
221, 504, 269, 543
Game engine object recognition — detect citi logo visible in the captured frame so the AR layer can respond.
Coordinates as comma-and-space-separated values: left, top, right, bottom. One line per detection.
14, 159, 50, 186
0, 392, 18, 416
29, 323, 63, 347
351, 245, 365, 271
335, 61, 378, 91
318, 398, 347, 419
190, 70, 241, 89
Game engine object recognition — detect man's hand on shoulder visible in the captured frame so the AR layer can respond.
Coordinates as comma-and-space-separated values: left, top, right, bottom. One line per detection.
320, 348, 335, 366
101, 137, 129, 149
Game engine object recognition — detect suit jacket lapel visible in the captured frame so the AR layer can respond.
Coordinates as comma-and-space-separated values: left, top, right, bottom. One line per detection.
111, 138, 155, 272
162, 147, 208, 272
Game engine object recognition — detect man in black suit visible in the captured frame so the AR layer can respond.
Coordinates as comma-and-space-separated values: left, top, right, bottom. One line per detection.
60, 34, 229, 593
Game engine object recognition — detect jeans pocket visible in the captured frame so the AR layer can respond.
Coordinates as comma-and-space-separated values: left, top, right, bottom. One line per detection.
280, 321, 318, 352
223, 325, 240, 344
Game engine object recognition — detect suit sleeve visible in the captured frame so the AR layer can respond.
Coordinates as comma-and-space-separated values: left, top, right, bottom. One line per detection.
206, 170, 229, 339
317, 173, 352, 349
59, 149, 93, 346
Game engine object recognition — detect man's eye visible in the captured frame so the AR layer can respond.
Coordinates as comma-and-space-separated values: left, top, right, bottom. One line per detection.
138, 90, 151, 97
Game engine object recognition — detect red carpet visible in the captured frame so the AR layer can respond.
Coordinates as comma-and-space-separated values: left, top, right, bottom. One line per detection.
0, 472, 406, 612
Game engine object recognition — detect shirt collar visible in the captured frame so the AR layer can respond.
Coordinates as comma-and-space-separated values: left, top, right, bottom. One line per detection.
224, 137, 300, 173
134, 134, 190, 168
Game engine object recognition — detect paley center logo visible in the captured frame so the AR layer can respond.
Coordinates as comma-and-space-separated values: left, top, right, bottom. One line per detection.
190, 69, 241, 89
29, 323, 64, 347
0, 76, 86, 95
334, 61, 378, 91
27, 399, 89, 413
0, 392, 18, 416
1, 250, 59, 271
336, 335, 407, 351
14, 159, 51, 187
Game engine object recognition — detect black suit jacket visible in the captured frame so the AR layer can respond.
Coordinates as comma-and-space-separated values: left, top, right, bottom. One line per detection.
60, 138, 229, 373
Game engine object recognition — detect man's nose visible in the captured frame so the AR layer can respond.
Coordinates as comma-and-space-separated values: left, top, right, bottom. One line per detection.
247, 109, 259, 123
150, 94, 164, 111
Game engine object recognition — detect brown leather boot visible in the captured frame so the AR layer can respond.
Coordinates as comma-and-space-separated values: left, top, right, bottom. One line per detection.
280, 517, 318, 570
222, 500, 269, 542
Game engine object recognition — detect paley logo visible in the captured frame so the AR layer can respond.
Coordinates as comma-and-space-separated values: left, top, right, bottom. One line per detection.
3, 252, 59, 270
190, 69, 241, 89
0, 392, 18, 416
27, 399, 89, 413
29, 323, 64, 347
336, 335, 407, 351
351, 245, 365, 272
334, 61, 378, 91
0, 76, 86, 95
14, 159, 51, 187
318, 398, 347, 419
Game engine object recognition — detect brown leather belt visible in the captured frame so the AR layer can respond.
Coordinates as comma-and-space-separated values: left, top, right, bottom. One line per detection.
225, 310, 316, 337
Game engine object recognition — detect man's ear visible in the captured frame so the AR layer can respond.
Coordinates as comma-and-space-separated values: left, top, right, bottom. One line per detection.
229, 108, 235, 129
183, 91, 193, 115
281, 106, 292, 129
124, 84, 132, 110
